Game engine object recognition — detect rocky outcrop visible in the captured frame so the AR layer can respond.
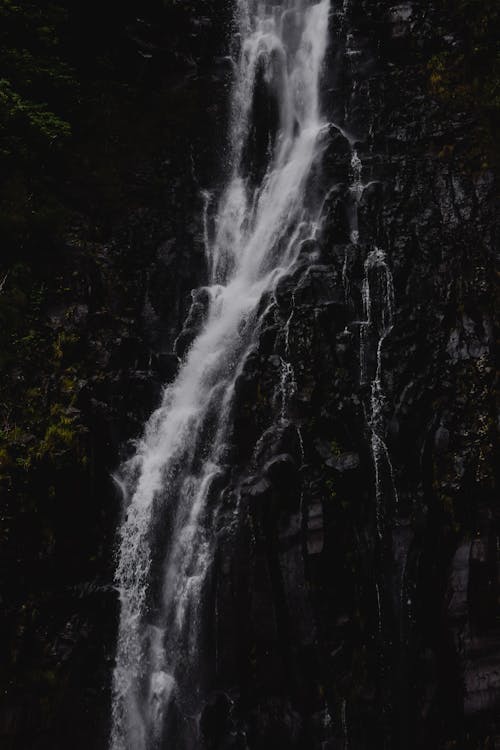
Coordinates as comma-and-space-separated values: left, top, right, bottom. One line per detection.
194, 1, 499, 748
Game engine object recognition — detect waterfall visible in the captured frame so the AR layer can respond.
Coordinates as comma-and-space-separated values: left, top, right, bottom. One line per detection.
279, 288, 297, 420
360, 248, 398, 538
110, 1, 331, 747
348, 148, 362, 244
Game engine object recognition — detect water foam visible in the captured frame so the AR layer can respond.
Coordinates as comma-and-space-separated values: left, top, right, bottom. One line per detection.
111, 2, 331, 747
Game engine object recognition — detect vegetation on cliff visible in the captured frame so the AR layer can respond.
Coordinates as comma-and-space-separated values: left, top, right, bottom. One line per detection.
0, 3, 229, 746
429, 0, 500, 170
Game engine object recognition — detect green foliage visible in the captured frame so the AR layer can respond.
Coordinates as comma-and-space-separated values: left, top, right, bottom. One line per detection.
0, 77, 70, 158
0, 264, 87, 476
325, 478, 337, 501
329, 440, 342, 458
0, 0, 74, 162
53, 331, 80, 362
37, 408, 82, 461
429, 0, 500, 169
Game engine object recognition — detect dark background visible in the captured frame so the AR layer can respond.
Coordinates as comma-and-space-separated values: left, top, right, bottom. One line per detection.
0, 1, 498, 748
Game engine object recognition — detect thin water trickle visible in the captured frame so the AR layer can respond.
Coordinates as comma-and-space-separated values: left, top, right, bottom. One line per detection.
341, 698, 349, 750
359, 248, 398, 539
375, 581, 382, 634
279, 288, 298, 420
110, 2, 331, 748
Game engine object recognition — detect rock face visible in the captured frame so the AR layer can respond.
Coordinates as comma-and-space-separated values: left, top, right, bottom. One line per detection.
0, 1, 498, 749
193, 3, 498, 748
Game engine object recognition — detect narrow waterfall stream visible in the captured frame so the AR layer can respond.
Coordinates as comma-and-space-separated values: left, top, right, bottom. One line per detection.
111, 1, 331, 747
360, 248, 398, 538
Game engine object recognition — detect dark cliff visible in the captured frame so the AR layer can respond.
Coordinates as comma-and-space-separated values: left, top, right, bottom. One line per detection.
0, 1, 498, 749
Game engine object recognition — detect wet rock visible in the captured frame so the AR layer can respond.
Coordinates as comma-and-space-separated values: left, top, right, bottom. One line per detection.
388, 4, 414, 37
434, 424, 450, 454
315, 440, 360, 472
263, 453, 297, 488
307, 500, 324, 555
242, 477, 272, 504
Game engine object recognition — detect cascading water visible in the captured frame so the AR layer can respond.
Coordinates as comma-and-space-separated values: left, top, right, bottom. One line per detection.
278, 289, 297, 420
360, 248, 398, 538
348, 148, 362, 244
110, 1, 331, 747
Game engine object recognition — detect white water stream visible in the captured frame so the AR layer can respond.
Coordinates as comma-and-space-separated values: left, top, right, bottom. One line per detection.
110, 2, 331, 747
360, 248, 398, 538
